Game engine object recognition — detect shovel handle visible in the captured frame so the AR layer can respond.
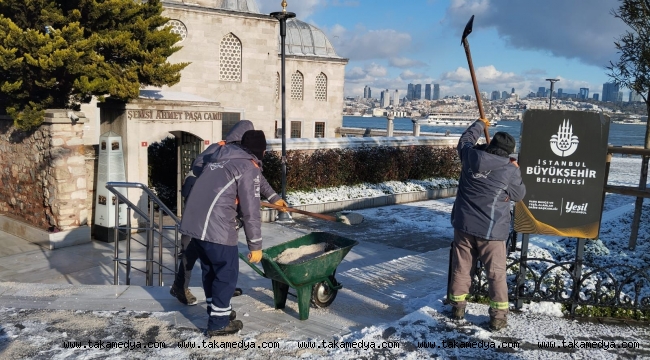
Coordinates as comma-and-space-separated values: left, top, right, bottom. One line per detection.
462, 38, 490, 144
261, 202, 338, 223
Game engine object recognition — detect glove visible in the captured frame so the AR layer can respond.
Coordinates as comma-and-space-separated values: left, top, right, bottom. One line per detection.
478, 118, 490, 127
248, 250, 262, 263
274, 198, 289, 211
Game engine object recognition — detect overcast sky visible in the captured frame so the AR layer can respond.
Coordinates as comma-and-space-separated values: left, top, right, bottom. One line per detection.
259, 0, 630, 99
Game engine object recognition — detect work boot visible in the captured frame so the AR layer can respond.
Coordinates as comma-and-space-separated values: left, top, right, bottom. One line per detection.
489, 317, 507, 331
170, 285, 198, 305
206, 320, 243, 337
451, 306, 465, 320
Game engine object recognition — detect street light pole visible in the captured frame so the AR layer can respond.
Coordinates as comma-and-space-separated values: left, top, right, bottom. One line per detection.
546, 78, 559, 110
271, 1, 295, 222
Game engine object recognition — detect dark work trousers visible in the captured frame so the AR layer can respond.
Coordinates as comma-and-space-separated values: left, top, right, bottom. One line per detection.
449, 229, 509, 319
194, 239, 239, 330
174, 235, 200, 290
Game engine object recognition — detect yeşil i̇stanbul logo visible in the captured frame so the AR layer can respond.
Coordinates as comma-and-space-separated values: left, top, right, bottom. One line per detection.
550, 119, 579, 157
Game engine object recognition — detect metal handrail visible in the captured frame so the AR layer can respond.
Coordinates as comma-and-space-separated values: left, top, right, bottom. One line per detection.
106, 182, 180, 223
105, 181, 181, 286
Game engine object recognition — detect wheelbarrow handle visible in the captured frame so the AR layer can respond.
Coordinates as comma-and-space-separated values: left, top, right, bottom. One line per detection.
238, 252, 266, 278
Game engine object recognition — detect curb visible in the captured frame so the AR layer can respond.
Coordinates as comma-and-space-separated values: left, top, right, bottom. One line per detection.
262, 186, 457, 222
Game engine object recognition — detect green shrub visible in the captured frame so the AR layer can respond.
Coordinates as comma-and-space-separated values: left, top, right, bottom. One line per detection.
263, 145, 460, 192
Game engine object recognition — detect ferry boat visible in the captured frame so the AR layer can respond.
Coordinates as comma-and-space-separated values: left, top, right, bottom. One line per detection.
418, 113, 498, 127
361, 113, 372, 117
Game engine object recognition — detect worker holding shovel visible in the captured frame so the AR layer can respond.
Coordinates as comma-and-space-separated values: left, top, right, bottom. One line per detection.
448, 119, 526, 331
447, 15, 525, 331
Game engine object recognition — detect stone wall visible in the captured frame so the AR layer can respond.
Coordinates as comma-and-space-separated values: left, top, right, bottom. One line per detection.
0, 111, 92, 231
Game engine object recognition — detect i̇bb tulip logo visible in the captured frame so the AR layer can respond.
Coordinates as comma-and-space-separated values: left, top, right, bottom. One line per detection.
550, 119, 579, 157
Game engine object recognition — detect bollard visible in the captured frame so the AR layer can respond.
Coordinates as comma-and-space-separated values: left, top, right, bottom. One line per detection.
412, 119, 420, 136
387, 114, 394, 137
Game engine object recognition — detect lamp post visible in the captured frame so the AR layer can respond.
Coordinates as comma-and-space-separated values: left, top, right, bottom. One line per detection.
546, 78, 559, 110
271, 1, 295, 222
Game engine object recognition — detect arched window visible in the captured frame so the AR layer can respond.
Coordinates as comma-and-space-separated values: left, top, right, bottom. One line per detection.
291, 71, 303, 100
220, 33, 242, 82
315, 72, 327, 101
165, 20, 187, 43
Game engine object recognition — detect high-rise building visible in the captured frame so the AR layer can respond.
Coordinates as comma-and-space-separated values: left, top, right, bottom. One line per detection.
363, 85, 371, 99
629, 91, 643, 102
491, 90, 500, 100
579, 88, 589, 100
433, 84, 440, 100
602, 82, 620, 102
511, 88, 515, 94
593, 93, 599, 101
537, 87, 546, 98
425, 84, 432, 100
381, 89, 390, 108
414, 84, 422, 100
557, 88, 563, 98
407, 83, 414, 100
502, 91, 509, 99
393, 90, 399, 106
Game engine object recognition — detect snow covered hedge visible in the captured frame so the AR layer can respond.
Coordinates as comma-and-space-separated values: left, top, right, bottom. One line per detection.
262, 146, 460, 192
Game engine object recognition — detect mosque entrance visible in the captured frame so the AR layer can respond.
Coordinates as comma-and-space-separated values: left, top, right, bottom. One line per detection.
179, 132, 203, 214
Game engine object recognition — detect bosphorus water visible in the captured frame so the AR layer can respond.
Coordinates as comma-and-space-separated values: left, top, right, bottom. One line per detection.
343, 116, 647, 147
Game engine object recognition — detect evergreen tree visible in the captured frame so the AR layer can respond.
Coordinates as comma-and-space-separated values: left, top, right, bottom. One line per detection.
0, 0, 189, 130
607, 0, 650, 143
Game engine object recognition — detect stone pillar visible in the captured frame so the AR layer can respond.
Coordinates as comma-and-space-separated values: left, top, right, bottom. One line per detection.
44, 110, 89, 231
386, 114, 394, 137
412, 119, 421, 136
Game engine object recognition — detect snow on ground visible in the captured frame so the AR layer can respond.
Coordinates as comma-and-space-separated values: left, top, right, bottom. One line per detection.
2, 156, 650, 359
286, 178, 458, 205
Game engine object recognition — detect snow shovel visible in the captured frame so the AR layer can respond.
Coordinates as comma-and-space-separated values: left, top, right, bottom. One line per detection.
462, 15, 490, 143
261, 202, 364, 225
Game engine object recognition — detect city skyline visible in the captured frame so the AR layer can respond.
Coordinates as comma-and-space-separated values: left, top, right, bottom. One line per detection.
259, 0, 630, 98
358, 81, 628, 102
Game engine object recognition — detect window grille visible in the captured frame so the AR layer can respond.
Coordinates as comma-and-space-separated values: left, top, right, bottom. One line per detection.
291, 71, 303, 100
290, 121, 302, 138
220, 33, 242, 82
315, 73, 327, 101
165, 20, 187, 42
315, 122, 325, 138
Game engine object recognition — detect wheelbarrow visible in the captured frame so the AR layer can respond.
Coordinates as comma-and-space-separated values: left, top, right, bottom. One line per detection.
239, 232, 358, 320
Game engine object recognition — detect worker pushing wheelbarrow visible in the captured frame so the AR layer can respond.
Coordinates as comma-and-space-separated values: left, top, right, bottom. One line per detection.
240, 232, 358, 320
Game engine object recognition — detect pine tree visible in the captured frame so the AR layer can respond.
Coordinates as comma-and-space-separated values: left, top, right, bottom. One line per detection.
0, 0, 189, 130
607, 0, 650, 142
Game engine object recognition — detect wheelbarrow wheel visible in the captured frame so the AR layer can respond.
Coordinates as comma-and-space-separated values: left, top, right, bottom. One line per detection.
311, 276, 338, 308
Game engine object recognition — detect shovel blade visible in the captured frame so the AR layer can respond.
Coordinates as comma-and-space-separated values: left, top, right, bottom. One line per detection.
461, 15, 475, 45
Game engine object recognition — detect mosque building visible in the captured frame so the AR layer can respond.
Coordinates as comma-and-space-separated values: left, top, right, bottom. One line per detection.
158, 0, 348, 139
85, 0, 348, 217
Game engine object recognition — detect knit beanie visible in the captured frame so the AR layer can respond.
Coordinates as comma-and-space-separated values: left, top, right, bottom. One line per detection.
241, 130, 267, 160
487, 132, 516, 156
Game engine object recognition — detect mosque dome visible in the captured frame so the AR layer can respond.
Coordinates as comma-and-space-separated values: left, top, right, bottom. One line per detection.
189, 0, 260, 14
282, 18, 339, 57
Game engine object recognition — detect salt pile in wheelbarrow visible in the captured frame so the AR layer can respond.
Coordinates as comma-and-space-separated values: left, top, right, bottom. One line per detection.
275, 243, 339, 265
